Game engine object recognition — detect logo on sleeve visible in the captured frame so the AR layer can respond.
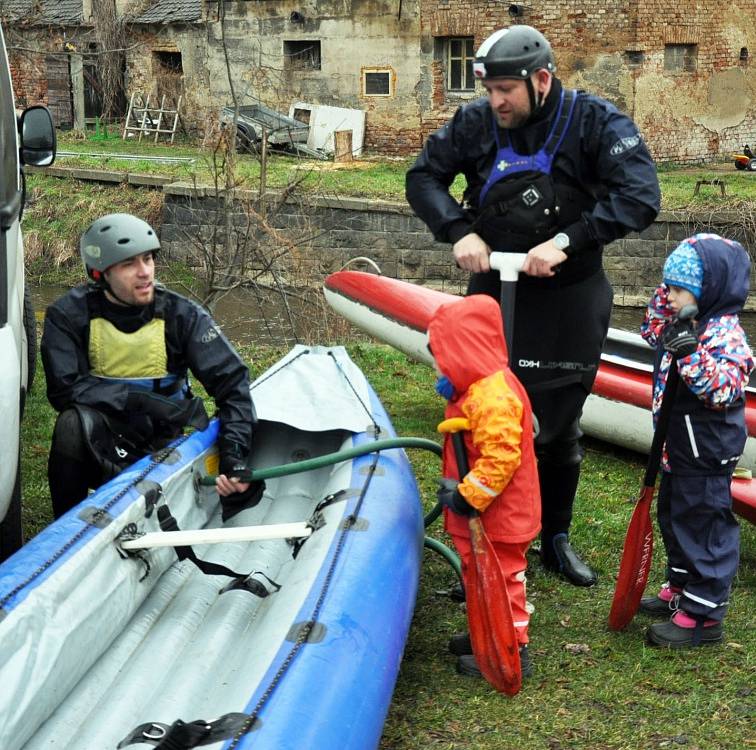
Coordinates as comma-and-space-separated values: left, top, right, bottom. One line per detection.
201, 325, 220, 344
610, 134, 641, 156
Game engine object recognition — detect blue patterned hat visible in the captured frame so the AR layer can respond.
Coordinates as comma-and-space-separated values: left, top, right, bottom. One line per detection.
663, 241, 703, 298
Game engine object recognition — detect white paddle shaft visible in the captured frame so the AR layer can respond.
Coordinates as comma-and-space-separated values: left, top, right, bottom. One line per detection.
120, 521, 313, 550
489, 252, 527, 281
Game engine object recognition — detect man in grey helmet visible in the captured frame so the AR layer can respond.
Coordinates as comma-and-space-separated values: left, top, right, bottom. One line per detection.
407, 26, 660, 592
41, 213, 262, 519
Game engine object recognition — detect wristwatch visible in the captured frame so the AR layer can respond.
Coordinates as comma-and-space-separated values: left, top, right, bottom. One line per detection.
553, 232, 571, 253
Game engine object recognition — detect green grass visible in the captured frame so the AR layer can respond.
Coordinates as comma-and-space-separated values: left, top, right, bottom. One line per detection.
22, 174, 164, 285
55, 130, 756, 209
20, 341, 755, 750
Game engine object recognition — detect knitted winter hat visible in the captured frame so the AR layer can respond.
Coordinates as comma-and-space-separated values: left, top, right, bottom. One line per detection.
663, 240, 704, 298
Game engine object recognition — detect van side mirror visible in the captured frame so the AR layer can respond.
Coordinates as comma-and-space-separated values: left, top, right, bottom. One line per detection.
19, 105, 56, 167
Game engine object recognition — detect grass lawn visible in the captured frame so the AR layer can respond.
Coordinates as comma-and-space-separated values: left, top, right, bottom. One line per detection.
54, 131, 756, 207
20, 340, 755, 750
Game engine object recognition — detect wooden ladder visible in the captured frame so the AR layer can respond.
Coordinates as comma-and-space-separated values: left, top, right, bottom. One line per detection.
122, 93, 183, 143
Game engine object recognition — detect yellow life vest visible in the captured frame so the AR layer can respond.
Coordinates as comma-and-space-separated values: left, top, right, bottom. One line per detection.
89, 317, 170, 379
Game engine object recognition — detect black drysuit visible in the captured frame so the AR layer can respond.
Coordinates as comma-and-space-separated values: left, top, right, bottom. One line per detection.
42, 285, 256, 518
406, 78, 661, 544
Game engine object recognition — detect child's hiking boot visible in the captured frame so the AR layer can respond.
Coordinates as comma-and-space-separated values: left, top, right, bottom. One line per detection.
448, 632, 472, 656
646, 610, 723, 648
455, 645, 532, 679
639, 582, 682, 617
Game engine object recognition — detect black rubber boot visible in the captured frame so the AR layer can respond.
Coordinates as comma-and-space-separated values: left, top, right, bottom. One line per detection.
541, 533, 597, 587
539, 461, 597, 586
456, 645, 533, 679
647, 618, 723, 648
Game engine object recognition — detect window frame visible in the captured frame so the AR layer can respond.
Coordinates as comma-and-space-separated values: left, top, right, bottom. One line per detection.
283, 40, 322, 71
362, 68, 393, 98
446, 36, 476, 92
663, 43, 697, 74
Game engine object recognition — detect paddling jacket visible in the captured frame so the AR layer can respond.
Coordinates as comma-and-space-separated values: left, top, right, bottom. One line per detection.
428, 295, 541, 543
41, 284, 255, 450
641, 235, 754, 475
406, 78, 660, 285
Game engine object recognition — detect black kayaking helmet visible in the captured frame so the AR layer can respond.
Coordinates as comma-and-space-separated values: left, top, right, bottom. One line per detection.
473, 26, 556, 115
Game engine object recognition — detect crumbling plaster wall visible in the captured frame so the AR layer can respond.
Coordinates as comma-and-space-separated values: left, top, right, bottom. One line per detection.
210, 0, 426, 154
126, 1, 426, 153
123, 0, 756, 161
417, 1, 756, 162
125, 25, 210, 132
6, 27, 89, 126
627, 4, 756, 162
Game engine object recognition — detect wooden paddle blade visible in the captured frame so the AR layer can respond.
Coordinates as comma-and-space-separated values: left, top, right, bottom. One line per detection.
465, 517, 522, 695
608, 486, 655, 631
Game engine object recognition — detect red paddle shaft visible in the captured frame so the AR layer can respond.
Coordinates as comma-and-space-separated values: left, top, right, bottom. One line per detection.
608, 305, 696, 630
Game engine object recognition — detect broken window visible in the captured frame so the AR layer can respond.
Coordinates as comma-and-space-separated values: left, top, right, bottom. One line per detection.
284, 40, 321, 71
623, 50, 644, 68
447, 37, 475, 91
152, 50, 183, 106
740, 47, 749, 65
363, 70, 392, 97
664, 44, 697, 73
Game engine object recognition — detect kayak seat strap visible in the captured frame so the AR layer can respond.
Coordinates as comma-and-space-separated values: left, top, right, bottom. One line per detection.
156, 506, 280, 596
117, 712, 259, 748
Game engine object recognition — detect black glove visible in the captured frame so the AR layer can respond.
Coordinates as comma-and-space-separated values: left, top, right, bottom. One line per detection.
220, 480, 266, 522
219, 440, 253, 482
436, 478, 475, 517
661, 317, 698, 358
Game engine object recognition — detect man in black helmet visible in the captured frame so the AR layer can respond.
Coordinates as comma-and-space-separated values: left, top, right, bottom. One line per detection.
407, 25, 661, 588
41, 213, 263, 519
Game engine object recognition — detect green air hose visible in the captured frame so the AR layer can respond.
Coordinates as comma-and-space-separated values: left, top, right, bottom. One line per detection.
198, 437, 443, 484
199, 435, 462, 575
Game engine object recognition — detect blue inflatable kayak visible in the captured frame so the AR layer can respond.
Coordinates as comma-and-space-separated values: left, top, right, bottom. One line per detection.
0, 346, 426, 749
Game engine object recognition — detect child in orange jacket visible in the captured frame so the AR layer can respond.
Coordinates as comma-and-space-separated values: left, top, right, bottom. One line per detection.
428, 294, 541, 678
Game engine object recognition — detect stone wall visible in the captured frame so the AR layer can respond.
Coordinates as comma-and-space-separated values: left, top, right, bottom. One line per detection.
160, 184, 756, 309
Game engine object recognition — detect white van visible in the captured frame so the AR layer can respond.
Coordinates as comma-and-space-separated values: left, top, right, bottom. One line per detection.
0, 24, 56, 560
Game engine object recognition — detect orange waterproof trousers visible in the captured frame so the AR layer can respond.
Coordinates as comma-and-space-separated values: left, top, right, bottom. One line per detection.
450, 533, 532, 645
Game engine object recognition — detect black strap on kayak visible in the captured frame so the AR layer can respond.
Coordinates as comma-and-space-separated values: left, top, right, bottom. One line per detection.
127, 350, 384, 748
117, 712, 259, 749
156, 506, 283, 594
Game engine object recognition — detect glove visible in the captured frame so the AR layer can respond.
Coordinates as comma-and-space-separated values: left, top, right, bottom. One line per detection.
219, 440, 253, 482
436, 478, 475, 517
661, 317, 698, 358
220, 480, 266, 522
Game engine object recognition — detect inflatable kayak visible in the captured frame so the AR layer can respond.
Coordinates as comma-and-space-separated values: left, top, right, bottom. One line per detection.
0, 345, 428, 749
323, 271, 756, 525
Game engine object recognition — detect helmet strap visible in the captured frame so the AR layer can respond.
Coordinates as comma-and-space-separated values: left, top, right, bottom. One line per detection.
525, 77, 538, 115
98, 268, 134, 307
525, 72, 549, 120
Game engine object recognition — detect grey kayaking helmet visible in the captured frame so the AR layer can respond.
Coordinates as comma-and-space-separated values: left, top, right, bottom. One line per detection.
473, 26, 556, 81
80, 213, 160, 282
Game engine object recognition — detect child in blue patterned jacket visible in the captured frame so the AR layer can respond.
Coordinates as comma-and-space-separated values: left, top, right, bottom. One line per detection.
639, 233, 754, 648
